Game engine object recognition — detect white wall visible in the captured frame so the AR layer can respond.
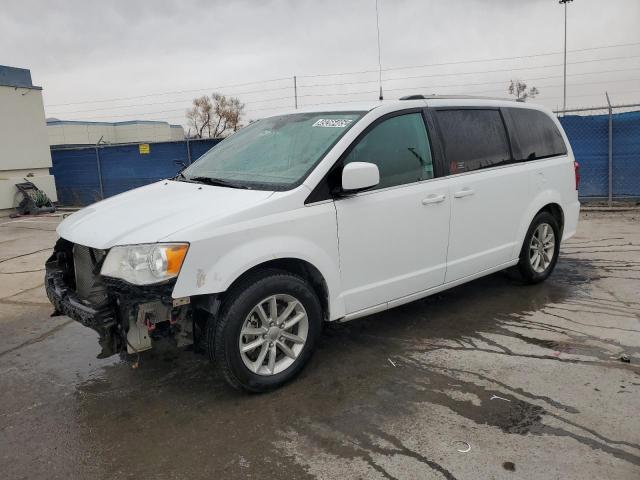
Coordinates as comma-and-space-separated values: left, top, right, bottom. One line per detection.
47, 122, 117, 146
47, 121, 185, 145
0, 85, 57, 211
169, 125, 184, 141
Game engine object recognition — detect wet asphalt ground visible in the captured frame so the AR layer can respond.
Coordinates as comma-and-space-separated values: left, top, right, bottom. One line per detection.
0, 210, 639, 480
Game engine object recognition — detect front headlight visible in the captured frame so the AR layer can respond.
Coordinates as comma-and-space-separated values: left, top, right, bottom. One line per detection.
100, 243, 189, 285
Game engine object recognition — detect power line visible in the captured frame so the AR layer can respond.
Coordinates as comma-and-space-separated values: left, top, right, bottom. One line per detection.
446, 79, 640, 98
294, 89, 640, 110
292, 79, 640, 105
53, 101, 295, 121
52, 70, 640, 122
53, 55, 640, 118
46, 41, 640, 109
387, 41, 640, 74
544, 88, 640, 102
298, 68, 640, 98
383, 70, 640, 94
49, 94, 294, 116
296, 40, 640, 78
68, 85, 639, 125
51, 64, 640, 119
46, 50, 640, 122
298, 89, 379, 99
47, 76, 292, 107
299, 54, 640, 88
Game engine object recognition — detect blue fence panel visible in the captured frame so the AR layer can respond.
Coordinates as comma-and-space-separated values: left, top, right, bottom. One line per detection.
98, 141, 188, 198
559, 110, 640, 198
188, 138, 221, 163
50, 147, 102, 205
612, 110, 640, 197
559, 114, 609, 197
51, 138, 223, 205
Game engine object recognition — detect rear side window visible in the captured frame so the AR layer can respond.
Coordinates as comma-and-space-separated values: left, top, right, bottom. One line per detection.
507, 108, 568, 160
435, 109, 511, 174
343, 113, 433, 189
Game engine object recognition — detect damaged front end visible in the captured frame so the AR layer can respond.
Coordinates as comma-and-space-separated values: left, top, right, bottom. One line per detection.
45, 238, 195, 358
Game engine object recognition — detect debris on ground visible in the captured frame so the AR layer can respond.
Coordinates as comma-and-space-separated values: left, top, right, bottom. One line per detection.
490, 394, 511, 402
453, 441, 471, 453
10, 180, 56, 217
620, 354, 631, 363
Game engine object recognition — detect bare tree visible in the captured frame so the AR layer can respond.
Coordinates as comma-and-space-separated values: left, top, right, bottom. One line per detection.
186, 93, 245, 138
186, 96, 213, 138
508, 80, 539, 101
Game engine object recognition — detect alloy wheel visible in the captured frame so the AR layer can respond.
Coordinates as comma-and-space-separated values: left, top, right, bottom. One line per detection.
238, 294, 309, 376
529, 223, 556, 273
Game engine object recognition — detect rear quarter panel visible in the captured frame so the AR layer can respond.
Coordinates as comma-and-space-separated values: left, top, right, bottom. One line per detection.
510, 155, 580, 260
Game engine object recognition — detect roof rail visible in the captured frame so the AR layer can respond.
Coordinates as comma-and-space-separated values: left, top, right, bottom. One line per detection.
399, 94, 515, 101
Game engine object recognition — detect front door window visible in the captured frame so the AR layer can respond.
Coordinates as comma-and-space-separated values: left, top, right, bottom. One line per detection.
343, 113, 433, 189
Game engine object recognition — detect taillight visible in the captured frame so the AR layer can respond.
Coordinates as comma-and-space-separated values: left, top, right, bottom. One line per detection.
574, 161, 580, 191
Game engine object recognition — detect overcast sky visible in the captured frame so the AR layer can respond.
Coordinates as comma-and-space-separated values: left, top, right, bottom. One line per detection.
2, 0, 639, 128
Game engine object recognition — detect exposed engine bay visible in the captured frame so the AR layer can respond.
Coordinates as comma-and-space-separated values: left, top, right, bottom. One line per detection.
45, 238, 200, 358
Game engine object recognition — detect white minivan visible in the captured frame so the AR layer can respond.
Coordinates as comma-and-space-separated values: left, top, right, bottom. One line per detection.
46, 95, 580, 391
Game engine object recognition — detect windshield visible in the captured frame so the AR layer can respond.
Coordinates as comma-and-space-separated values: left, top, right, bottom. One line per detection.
182, 111, 364, 190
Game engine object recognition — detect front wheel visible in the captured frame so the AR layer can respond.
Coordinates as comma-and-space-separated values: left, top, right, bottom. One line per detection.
208, 270, 322, 392
517, 212, 561, 284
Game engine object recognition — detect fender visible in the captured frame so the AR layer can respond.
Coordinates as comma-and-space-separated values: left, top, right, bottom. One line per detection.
511, 188, 563, 260
172, 205, 345, 320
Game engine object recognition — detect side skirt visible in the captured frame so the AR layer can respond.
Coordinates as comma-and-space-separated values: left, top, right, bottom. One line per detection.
338, 259, 519, 323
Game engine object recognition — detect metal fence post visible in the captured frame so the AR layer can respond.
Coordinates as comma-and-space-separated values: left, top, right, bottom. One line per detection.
605, 92, 613, 207
293, 75, 298, 109
95, 144, 105, 200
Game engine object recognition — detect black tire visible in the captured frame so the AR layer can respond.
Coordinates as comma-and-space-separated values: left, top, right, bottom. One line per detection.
207, 269, 322, 392
517, 211, 561, 284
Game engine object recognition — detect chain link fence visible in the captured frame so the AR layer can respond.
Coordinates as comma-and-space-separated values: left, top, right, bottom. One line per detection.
50, 138, 220, 206
556, 102, 640, 204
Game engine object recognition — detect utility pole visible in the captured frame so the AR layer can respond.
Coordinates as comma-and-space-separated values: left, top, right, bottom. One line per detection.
559, 0, 573, 113
293, 75, 298, 109
605, 91, 613, 207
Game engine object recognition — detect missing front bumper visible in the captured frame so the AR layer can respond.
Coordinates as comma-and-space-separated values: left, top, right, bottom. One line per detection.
45, 239, 190, 358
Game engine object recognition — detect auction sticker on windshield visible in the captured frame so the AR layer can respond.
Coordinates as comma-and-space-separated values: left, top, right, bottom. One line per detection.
312, 119, 354, 128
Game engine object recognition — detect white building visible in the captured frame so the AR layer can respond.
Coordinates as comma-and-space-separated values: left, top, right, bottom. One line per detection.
0, 65, 57, 213
47, 119, 184, 146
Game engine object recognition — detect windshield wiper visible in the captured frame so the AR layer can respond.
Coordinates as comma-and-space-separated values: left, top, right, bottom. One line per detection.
188, 176, 250, 189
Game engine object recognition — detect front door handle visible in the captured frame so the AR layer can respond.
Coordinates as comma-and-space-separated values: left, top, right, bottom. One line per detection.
453, 188, 475, 198
422, 194, 446, 205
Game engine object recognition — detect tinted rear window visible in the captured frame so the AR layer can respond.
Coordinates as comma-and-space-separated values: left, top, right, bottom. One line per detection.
435, 109, 511, 174
507, 108, 567, 160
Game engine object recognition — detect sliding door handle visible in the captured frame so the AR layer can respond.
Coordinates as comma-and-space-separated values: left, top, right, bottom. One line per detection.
422, 194, 446, 205
453, 188, 475, 198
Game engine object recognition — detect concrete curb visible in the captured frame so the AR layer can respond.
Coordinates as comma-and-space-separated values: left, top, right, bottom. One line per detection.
581, 206, 640, 212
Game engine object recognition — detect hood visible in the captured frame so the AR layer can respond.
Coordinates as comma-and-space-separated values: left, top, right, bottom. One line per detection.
57, 180, 274, 249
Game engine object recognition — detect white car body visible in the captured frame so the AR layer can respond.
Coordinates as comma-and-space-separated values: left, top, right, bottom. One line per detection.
58, 97, 580, 324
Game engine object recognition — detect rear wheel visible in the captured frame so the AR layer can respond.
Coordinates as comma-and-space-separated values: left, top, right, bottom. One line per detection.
517, 212, 560, 284
208, 270, 322, 392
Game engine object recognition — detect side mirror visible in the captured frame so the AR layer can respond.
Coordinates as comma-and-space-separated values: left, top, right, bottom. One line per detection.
341, 162, 380, 193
